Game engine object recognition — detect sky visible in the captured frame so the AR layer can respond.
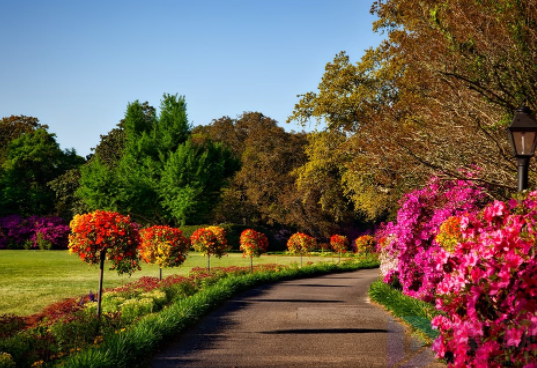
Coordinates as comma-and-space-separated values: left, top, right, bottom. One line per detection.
0, 0, 384, 158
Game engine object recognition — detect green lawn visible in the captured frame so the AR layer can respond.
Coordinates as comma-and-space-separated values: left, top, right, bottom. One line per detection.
0, 250, 341, 316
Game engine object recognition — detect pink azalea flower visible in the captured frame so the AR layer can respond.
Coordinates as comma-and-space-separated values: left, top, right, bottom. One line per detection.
505, 327, 523, 347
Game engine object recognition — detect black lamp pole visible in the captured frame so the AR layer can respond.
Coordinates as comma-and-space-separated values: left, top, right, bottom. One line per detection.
506, 104, 537, 192
517, 157, 530, 192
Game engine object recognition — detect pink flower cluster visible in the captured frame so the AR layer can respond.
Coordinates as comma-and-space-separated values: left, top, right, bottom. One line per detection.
431, 193, 537, 367
377, 175, 487, 301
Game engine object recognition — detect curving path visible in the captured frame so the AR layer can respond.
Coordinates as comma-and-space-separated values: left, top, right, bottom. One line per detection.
151, 268, 445, 368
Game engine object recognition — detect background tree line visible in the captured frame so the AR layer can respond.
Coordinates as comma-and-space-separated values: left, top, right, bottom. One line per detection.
2, 0, 533, 240
0, 95, 363, 240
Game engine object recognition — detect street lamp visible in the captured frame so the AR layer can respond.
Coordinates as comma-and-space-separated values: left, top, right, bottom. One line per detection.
506, 104, 537, 192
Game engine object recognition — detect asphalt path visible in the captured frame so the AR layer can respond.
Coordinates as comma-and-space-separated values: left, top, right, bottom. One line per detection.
152, 268, 445, 368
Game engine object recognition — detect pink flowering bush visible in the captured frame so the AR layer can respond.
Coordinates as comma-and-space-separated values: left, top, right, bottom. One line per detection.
431, 192, 537, 367
0, 215, 70, 249
379, 175, 488, 301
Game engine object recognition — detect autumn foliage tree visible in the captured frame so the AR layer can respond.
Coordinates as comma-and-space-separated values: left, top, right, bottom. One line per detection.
289, 0, 537, 218
194, 112, 356, 237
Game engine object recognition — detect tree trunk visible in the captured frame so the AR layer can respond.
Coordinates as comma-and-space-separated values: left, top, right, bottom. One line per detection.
97, 250, 105, 318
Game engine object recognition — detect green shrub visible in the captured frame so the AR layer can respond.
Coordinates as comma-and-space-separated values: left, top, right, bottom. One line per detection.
49, 313, 101, 351
164, 281, 198, 301
139, 290, 167, 308
0, 352, 16, 368
120, 298, 155, 322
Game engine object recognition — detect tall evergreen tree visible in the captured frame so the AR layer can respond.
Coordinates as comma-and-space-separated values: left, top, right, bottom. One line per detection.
78, 94, 237, 226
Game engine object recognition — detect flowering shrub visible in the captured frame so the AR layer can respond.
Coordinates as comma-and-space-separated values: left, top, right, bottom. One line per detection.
0, 215, 70, 249
378, 175, 487, 301
190, 227, 228, 258
239, 229, 269, 257
354, 235, 377, 255
430, 193, 537, 367
287, 232, 316, 255
68, 211, 140, 275
330, 234, 349, 254
139, 225, 189, 268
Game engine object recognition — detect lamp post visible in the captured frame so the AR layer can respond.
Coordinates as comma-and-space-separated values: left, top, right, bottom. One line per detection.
506, 104, 537, 192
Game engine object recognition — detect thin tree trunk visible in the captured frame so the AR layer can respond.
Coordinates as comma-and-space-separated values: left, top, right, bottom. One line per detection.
97, 250, 105, 318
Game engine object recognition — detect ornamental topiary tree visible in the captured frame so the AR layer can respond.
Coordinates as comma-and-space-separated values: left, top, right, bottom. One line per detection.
190, 226, 228, 272
139, 225, 190, 280
287, 232, 316, 267
354, 235, 377, 256
330, 234, 349, 262
68, 210, 140, 317
239, 229, 269, 272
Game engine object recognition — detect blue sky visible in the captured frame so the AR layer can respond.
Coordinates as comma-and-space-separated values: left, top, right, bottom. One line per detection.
0, 0, 384, 157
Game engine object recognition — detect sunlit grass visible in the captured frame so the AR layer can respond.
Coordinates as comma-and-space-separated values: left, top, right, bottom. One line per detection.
0, 250, 342, 316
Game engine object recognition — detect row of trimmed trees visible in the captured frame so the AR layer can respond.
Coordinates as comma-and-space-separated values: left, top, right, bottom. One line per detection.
69, 210, 270, 317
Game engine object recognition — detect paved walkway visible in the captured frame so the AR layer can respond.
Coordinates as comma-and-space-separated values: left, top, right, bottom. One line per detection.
152, 268, 445, 368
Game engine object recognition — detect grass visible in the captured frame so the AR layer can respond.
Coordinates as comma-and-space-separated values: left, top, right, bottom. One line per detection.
0, 250, 347, 316
368, 280, 442, 341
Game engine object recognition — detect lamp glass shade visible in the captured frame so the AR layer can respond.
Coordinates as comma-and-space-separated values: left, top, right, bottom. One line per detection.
511, 131, 537, 156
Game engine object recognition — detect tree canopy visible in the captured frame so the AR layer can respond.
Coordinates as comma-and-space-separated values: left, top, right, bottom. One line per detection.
0, 128, 85, 217
289, 0, 537, 218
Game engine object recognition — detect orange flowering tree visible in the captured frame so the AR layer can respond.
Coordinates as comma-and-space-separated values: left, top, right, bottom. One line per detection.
190, 226, 228, 271
205, 226, 229, 256
287, 232, 316, 266
68, 210, 140, 317
240, 229, 269, 272
330, 234, 349, 261
139, 225, 190, 279
354, 235, 377, 255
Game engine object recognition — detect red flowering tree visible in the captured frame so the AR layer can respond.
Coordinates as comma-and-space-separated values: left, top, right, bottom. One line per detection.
330, 234, 349, 262
239, 229, 269, 272
190, 226, 228, 272
287, 232, 316, 266
68, 210, 140, 317
139, 225, 190, 280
